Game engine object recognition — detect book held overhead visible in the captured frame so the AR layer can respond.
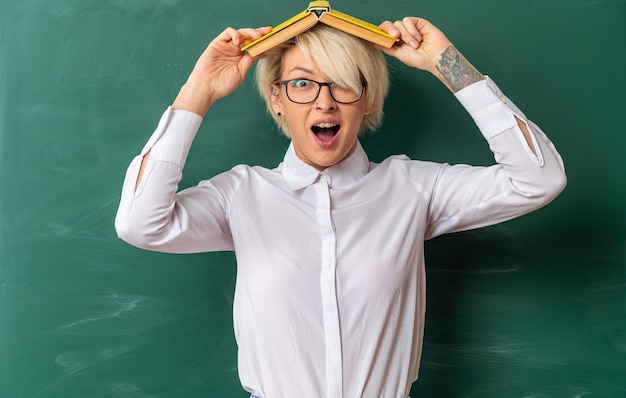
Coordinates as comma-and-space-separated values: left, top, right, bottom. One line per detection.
241, 1, 398, 56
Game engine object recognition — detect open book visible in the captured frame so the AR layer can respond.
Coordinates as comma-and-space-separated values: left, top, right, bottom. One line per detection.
241, 1, 398, 56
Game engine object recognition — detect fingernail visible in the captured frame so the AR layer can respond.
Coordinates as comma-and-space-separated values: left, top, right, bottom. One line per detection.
409, 40, 419, 49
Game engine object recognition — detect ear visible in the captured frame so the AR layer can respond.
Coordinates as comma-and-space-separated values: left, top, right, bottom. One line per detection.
363, 104, 375, 116
270, 85, 283, 116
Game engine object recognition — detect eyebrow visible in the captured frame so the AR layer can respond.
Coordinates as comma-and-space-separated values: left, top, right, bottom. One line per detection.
287, 66, 316, 75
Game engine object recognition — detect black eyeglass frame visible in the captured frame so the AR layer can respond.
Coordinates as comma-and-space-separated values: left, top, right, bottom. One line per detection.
277, 79, 367, 105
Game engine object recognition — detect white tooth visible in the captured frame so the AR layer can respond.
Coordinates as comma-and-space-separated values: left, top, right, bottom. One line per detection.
315, 123, 337, 128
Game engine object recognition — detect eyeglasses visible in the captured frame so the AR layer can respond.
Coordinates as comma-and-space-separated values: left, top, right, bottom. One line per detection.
277, 78, 367, 104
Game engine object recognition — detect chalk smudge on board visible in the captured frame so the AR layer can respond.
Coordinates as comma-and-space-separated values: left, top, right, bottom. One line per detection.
58, 292, 144, 329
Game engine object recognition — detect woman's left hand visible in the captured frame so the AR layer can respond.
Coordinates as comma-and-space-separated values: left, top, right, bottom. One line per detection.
378, 17, 484, 93
378, 17, 453, 75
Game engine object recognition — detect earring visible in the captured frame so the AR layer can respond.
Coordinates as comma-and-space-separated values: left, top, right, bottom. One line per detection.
271, 88, 278, 96
277, 112, 282, 117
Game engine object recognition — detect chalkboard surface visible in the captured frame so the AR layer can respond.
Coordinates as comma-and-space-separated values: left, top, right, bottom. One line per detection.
1, 0, 625, 397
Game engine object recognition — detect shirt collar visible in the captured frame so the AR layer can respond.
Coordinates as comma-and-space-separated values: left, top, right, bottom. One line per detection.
280, 141, 370, 190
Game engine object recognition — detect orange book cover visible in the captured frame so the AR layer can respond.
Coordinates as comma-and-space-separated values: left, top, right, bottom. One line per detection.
242, 1, 396, 56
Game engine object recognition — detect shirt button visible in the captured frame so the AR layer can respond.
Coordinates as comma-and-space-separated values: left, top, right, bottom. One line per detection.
320, 174, 328, 182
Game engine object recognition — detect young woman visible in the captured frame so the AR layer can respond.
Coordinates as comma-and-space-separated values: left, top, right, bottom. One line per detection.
116, 16, 566, 398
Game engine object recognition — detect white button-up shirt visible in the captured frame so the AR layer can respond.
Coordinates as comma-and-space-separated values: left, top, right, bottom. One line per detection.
115, 78, 566, 398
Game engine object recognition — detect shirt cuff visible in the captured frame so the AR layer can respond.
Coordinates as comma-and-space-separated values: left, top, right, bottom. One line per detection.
141, 106, 203, 167
454, 76, 528, 140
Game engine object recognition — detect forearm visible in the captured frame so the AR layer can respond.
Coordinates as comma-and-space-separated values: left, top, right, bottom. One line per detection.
130, 107, 202, 190
135, 80, 213, 190
172, 79, 219, 117
433, 46, 536, 154
433, 45, 484, 93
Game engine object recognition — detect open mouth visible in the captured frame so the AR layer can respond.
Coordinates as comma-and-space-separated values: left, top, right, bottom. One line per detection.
312, 123, 340, 145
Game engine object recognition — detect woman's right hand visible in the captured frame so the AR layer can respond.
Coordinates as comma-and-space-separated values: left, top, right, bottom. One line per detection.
172, 26, 271, 116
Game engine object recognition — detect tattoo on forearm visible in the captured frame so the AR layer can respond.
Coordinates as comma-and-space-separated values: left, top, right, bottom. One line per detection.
435, 46, 483, 92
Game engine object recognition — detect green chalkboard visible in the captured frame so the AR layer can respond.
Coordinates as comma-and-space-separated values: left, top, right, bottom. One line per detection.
1, 0, 625, 396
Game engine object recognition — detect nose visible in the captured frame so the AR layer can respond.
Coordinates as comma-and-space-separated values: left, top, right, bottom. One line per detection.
315, 85, 337, 111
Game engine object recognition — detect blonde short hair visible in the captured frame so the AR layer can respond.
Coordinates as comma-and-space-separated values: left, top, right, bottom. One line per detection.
255, 25, 389, 137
